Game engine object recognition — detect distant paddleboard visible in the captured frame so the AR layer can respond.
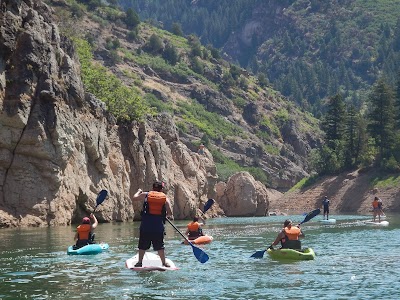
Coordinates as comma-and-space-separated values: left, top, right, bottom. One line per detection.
364, 220, 389, 227
126, 252, 178, 272
319, 219, 336, 225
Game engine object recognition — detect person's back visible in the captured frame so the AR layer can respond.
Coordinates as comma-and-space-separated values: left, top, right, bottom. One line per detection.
74, 215, 97, 249
186, 217, 204, 239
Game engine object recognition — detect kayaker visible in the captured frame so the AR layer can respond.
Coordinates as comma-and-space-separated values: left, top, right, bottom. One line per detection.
322, 196, 330, 220
185, 216, 205, 240
269, 219, 305, 250
131, 181, 174, 268
74, 213, 98, 249
372, 196, 383, 223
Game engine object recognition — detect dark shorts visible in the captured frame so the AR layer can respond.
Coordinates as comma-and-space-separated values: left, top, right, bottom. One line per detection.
138, 231, 165, 251
323, 207, 329, 213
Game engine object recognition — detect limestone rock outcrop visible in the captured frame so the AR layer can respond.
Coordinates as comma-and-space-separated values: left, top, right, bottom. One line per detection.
215, 172, 272, 216
0, 0, 218, 227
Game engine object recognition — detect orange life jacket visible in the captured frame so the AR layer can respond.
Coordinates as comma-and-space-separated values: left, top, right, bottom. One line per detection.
372, 200, 379, 208
284, 226, 301, 240
77, 224, 91, 240
187, 221, 200, 232
146, 191, 167, 216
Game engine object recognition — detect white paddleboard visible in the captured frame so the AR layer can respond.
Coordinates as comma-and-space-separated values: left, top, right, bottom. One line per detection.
126, 252, 178, 272
365, 220, 389, 227
319, 219, 336, 224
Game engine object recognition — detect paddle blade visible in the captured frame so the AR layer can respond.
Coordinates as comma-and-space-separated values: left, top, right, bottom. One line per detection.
250, 249, 266, 258
96, 190, 108, 207
300, 208, 321, 224
191, 244, 209, 263
203, 199, 215, 213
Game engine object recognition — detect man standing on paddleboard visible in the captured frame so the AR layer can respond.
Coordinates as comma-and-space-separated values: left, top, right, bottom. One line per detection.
132, 181, 173, 267
322, 196, 330, 220
372, 196, 383, 223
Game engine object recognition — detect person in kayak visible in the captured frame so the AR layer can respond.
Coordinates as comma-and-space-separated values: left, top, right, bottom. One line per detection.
372, 196, 383, 222
131, 181, 173, 268
185, 216, 205, 240
74, 213, 98, 249
269, 219, 305, 250
322, 196, 330, 220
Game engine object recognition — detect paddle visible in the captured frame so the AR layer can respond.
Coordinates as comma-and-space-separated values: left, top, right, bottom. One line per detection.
250, 208, 321, 258
203, 198, 215, 213
166, 218, 209, 263
93, 189, 108, 213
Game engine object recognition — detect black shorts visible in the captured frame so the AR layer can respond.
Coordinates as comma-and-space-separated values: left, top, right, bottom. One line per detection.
138, 231, 165, 251
323, 207, 329, 213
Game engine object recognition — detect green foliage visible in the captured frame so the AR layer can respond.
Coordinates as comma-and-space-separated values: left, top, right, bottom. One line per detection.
171, 22, 183, 36
73, 38, 150, 121
144, 93, 172, 114
288, 175, 319, 192
125, 8, 140, 29
371, 173, 400, 188
146, 34, 164, 54
367, 78, 396, 163
177, 100, 244, 140
162, 43, 179, 65
211, 148, 270, 185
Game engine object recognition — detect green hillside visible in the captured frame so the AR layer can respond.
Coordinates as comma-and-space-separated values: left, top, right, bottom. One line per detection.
118, 0, 400, 115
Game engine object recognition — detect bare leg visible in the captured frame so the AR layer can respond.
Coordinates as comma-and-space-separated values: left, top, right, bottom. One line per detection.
138, 249, 145, 263
157, 249, 167, 265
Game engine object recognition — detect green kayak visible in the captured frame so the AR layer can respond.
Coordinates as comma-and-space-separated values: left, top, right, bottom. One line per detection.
267, 247, 315, 261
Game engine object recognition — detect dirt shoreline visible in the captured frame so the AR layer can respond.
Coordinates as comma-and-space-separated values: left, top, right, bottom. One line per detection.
268, 169, 400, 215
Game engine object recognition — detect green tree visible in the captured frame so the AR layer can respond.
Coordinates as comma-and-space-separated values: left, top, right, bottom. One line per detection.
146, 34, 163, 54
162, 43, 179, 65
367, 78, 396, 164
125, 8, 140, 29
171, 22, 183, 36
322, 94, 346, 150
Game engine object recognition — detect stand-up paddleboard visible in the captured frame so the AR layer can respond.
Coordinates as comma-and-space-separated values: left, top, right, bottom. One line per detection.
319, 219, 336, 225
126, 252, 179, 272
364, 220, 389, 226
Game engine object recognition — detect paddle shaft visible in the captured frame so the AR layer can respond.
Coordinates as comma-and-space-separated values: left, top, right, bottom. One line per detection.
166, 218, 192, 244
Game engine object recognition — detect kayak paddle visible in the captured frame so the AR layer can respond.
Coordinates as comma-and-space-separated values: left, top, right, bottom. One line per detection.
250, 208, 321, 258
166, 218, 209, 263
93, 189, 108, 213
203, 198, 215, 213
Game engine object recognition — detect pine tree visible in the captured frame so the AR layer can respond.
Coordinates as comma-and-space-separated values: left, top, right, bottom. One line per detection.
322, 94, 346, 150
367, 78, 396, 164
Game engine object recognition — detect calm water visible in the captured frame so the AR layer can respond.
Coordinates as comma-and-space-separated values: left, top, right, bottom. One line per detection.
1, 214, 399, 300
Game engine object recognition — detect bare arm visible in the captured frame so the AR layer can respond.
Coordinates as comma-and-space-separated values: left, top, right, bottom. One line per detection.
90, 213, 98, 230
165, 198, 173, 219
271, 230, 285, 246
132, 188, 147, 203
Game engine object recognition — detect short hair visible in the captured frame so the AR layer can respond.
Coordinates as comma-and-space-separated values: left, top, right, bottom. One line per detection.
153, 181, 164, 191
284, 219, 292, 227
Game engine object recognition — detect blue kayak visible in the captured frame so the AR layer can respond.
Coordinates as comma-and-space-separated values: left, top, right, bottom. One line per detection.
67, 243, 109, 255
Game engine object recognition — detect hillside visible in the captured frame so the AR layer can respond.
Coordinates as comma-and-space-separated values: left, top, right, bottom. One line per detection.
269, 169, 400, 214
120, 0, 400, 114
45, 0, 323, 191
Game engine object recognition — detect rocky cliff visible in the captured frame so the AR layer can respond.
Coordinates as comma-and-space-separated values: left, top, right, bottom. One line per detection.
0, 0, 273, 227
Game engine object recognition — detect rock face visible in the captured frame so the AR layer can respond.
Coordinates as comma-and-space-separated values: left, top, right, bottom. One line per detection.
0, 0, 219, 227
215, 172, 272, 216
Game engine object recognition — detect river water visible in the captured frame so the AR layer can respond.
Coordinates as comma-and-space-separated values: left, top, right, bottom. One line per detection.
1, 214, 399, 299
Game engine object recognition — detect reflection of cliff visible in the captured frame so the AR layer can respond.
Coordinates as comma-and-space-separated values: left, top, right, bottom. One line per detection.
269, 170, 400, 214
0, 0, 219, 227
